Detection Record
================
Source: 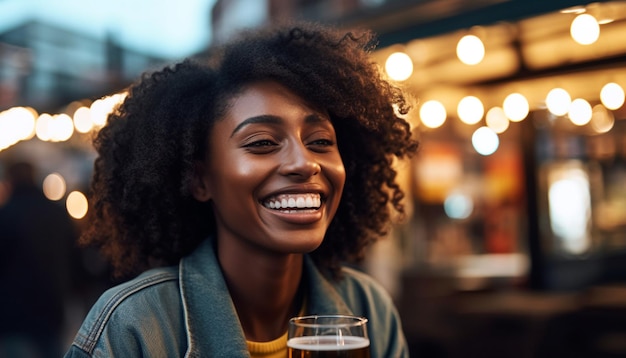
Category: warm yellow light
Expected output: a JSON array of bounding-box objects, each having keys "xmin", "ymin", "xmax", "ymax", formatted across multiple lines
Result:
[
  {"xmin": 457, "ymin": 96, "xmax": 484, "ymax": 125},
  {"xmin": 419, "ymin": 100, "xmax": 447, "ymax": 129},
  {"xmin": 385, "ymin": 52, "xmax": 414, "ymax": 81},
  {"xmin": 486, "ymin": 107, "xmax": 509, "ymax": 133},
  {"xmin": 456, "ymin": 35, "xmax": 485, "ymax": 65},
  {"xmin": 548, "ymin": 166, "xmax": 591, "ymax": 254},
  {"xmin": 66, "ymin": 191, "xmax": 88, "ymax": 219},
  {"xmin": 73, "ymin": 106, "xmax": 93, "ymax": 133},
  {"xmin": 570, "ymin": 14, "xmax": 600, "ymax": 45},
  {"xmin": 49, "ymin": 114, "xmax": 74, "ymax": 142},
  {"xmin": 503, "ymin": 93, "xmax": 529, "ymax": 122},
  {"xmin": 546, "ymin": 88, "xmax": 572, "ymax": 116},
  {"xmin": 7, "ymin": 107, "xmax": 36, "ymax": 140},
  {"xmin": 42, "ymin": 173, "xmax": 66, "ymax": 201},
  {"xmin": 600, "ymin": 82, "xmax": 625, "ymax": 110},
  {"xmin": 568, "ymin": 98, "xmax": 592, "ymax": 126},
  {"xmin": 0, "ymin": 111, "xmax": 17, "ymax": 151},
  {"xmin": 90, "ymin": 93, "xmax": 126, "ymax": 128},
  {"xmin": 35, "ymin": 113, "xmax": 53, "ymax": 141},
  {"xmin": 590, "ymin": 104, "xmax": 614, "ymax": 133}
]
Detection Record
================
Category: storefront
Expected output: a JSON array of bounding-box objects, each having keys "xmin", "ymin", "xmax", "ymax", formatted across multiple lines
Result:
[{"xmin": 361, "ymin": 0, "xmax": 626, "ymax": 293}]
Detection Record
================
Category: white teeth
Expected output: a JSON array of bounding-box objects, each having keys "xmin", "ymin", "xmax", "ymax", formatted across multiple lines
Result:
[{"xmin": 263, "ymin": 193, "xmax": 321, "ymax": 210}]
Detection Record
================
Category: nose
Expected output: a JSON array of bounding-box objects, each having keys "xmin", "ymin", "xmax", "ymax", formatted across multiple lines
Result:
[{"xmin": 278, "ymin": 142, "xmax": 321, "ymax": 179}]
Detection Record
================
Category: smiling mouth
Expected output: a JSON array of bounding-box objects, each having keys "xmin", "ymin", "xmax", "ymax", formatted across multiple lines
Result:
[{"xmin": 262, "ymin": 193, "xmax": 322, "ymax": 211}]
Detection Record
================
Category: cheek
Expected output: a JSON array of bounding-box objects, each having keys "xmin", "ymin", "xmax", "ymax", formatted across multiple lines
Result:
[
  {"xmin": 212, "ymin": 156, "xmax": 261, "ymax": 192},
  {"xmin": 326, "ymin": 155, "xmax": 346, "ymax": 194}
]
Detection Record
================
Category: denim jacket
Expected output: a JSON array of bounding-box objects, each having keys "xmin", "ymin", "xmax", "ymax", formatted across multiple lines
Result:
[{"xmin": 65, "ymin": 239, "xmax": 409, "ymax": 357}]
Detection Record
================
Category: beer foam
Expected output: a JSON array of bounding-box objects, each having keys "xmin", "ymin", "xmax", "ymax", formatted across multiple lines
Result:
[{"xmin": 287, "ymin": 336, "xmax": 370, "ymax": 351}]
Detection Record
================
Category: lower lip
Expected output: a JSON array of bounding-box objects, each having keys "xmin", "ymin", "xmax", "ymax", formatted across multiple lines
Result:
[{"xmin": 262, "ymin": 206, "xmax": 324, "ymax": 224}]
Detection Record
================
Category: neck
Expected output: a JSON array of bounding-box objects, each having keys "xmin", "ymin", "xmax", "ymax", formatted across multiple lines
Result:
[{"xmin": 217, "ymin": 238, "xmax": 304, "ymax": 342}]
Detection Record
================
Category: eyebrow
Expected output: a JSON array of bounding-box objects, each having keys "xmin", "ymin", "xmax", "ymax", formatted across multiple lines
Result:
[{"xmin": 230, "ymin": 113, "xmax": 328, "ymax": 137}]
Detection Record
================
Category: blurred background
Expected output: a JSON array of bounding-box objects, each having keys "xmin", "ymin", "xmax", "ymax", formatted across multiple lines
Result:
[{"xmin": 1, "ymin": 0, "xmax": 626, "ymax": 357}]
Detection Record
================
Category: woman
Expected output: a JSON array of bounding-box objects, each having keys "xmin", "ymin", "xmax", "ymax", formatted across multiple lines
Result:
[{"xmin": 65, "ymin": 21, "xmax": 418, "ymax": 357}]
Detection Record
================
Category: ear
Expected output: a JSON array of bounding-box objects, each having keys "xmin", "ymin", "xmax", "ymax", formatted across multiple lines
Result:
[{"xmin": 191, "ymin": 161, "xmax": 212, "ymax": 202}]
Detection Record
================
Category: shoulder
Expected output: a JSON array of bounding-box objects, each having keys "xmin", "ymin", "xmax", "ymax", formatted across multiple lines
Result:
[
  {"xmin": 68, "ymin": 266, "xmax": 183, "ymax": 356},
  {"xmin": 335, "ymin": 265, "xmax": 396, "ymax": 307},
  {"xmin": 335, "ymin": 266, "xmax": 410, "ymax": 358}
]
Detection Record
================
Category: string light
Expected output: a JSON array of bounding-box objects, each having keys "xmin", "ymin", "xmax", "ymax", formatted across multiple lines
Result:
[
  {"xmin": 457, "ymin": 96, "xmax": 484, "ymax": 125},
  {"xmin": 472, "ymin": 126, "xmax": 499, "ymax": 156},
  {"xmin": 570, "ymin": 13, "xmax": 600, "ymax": 45},
  {"xmin": 568, "ymin": 98, "xmax": 592, "ymax": 126},
  {"xmin": 385, "ymin": 52, "xmax": 413, "ymax": 81},
  {"xmin": 486, "ymin": 107, "xmax": 510, "ymax": 134},
  {"xmin": 419, "ymin": 100, "xmax": 447, "ymax": 129},
  {"xmin": 546, "ymin": 88, "xmax": 572, "ymax": 116},
  {"xmin": 503, "ymin": 93, "xmax": 529, "ymax": 122},
  {"xmin": 600, "ymin": 82, "xmax": 625, "ymax": 110},
  {"xmin": 456, "ymin": 35, "xmax": 485, "ymax": 65}
]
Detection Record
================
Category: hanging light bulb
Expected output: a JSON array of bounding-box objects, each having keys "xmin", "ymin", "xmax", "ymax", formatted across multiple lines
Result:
[
  {"xmin": 503, "ymin": 93, "xmax": 529, "ymax": 122},
  {"xmin": 419, "ymin": 100, "xmax": 447, "ymax": 129},
  {"xmin": 590, "ymin": 104, "xmax": 615, "ymax": 133},
  {"xmin": 486, "ymin": 107, "xmax": 509, "ymax": 134},
  {"xmin": 472, "ymin": 126, "xmax": 499, "ymax": 156},
  {"xmin": 600, "ymin": 82, "xmax": 625, "ymax": 110},
  {"xmin": 456, "ymin": 35, "xmax": 485, "ymax": 65},
  {"xmin": 546, "ymin": 88, "xmax": 572, "ymax": 116},
  {"xmin": 385, "ymin": 52, "xmax": 413, "ymax": 81},
  {"xmin": 568, "ymin": 98, "xmax": 592, "ymax": 126},
  {"xmin": 457, "ymin": 96, "xmax": 484, "ymax": 125},
  {"xmin": 570, "ymin": 13, "xmax": 600, "ymax": 45}
]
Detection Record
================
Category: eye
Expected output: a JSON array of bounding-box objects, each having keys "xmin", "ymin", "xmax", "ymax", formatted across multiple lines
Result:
[
  {"xmin": 307, "ymin": 138, "xmax": 336, "ymax": 153},
  {"xmin": 242, "ymin": 139, "xmax": 279, "ymax": 154},
  {"xmin": 309, "ymin": 139, "xmax": 334, "ymax": 146},
  {"xmin": 244, "ymin": 139, "xmax": 277, "ymax": 147}
]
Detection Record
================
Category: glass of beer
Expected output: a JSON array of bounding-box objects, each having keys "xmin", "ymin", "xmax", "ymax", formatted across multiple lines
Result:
[{"xmin": 287, "ymin": 314, "xmax": 370, "ymax": 358}]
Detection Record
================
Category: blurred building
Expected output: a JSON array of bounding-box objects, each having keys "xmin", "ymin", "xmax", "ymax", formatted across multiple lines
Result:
[{"xmin": 0, "ymin": 21, "xmax": 166, "ymax": 113}]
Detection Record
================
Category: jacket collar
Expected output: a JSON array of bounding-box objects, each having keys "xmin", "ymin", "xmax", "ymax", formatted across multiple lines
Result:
[{"xmin": 179, "ymin": 238, "xmax": 353, "ymax": 357}]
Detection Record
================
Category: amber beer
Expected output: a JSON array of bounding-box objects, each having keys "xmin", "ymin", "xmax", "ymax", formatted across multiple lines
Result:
[
  {"xmin": 288, "ymin": 315, "xmax": 370, "ymax": 358},
  {"xmin": 287, "ymin": 335, "xmax": 370, "ymax": 358}
]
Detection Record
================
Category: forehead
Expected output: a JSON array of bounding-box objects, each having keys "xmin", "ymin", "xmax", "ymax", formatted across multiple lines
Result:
[{"xmin": 225, "ymin": 81, "xmax": 316, "ymax": 118}]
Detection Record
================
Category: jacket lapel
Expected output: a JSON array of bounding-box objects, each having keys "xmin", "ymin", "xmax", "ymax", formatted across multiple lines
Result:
[
  {"xmin": 179, "ymin": 239, "xmax": 249, "ymax": 357},
  {"xmin": 303, "ymin": 255, "xmax": 354, "ymax": 316}
]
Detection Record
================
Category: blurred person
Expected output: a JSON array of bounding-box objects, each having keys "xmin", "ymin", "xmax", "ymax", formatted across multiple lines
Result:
[
  {"xmin": 0, "ymin": 161, "xmax": 78, "ymax": 358},
  {"xmin": 65, "ymin": 21, "xmax": 418, "ymax": 357}
]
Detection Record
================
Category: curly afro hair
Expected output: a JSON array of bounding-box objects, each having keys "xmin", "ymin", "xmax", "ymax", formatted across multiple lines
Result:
[{"xmin": 81, "ymin": 21, "xmax": 418, "ymax": 279}]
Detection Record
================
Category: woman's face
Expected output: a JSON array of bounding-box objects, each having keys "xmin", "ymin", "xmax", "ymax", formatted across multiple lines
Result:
[{"xmin": 194, "ymin": 81, "xmax": 345, "ymax": 256}]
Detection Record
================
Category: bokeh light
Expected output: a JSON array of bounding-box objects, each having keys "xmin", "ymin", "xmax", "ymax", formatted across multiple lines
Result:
[
  {"xmin": 457, "ymin": 96, "xmax": 484, "ymax": 125},
  {"xmin": 42, "ymin": 173, "xmax": 67, "ymax": 201},
  {"xmin": 419, "ymin": 100, "xmax": 447, "ymax": 129},
  {"xmin": 590, "ymin": 104, "xmax": 615, "ymax": 133},
  {"xmin": 546, "ymin": 88, "xmax": 572, "ymax": 116},
  {"xmin": 444, "ymin": 192, "xmax": 474, "ymax": 219},
  {"xmin": 456, "ymin": 35, "xmax": 485, "ymax": 65},
  {"xmin": 600, "ymin": 82, "xmax": 625, "ymax": 110},
  {"xmin": 485, "ymin": 107, "xmax": 510, "ymax": 133},
  {"xmin": 503, "ymin": 93, "xmax": 529, "ymax": 122},
  {"xmin": 570, "ymin": 13, "xmax": 600, "ymax": 45},
  {"xmin": 568, "ymin": 98, "xmax": 592, "ymax": 126},
  {"xmin": 385, "ymin": 52, "xmax": 414, "ymax": 81},
  {"xmin": 472, "ymin": 126, "xmax": 499, "ymax": 156},
  {"xmin": 66, "ymin": 191, "xmax": 89, "ymax": 219}
]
